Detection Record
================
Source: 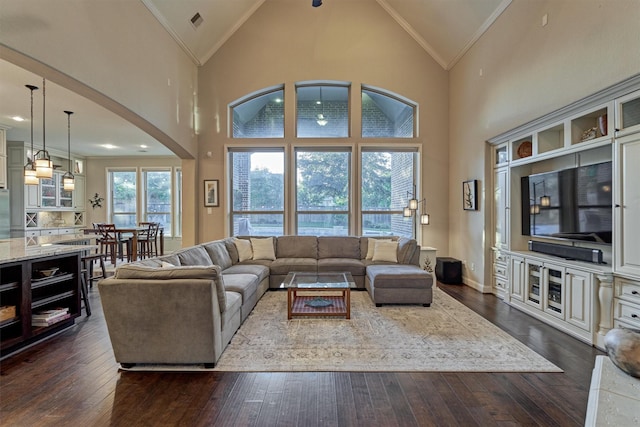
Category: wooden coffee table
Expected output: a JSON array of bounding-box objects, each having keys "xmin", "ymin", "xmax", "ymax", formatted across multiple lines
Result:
[{"xmin": 280, "ymin": 272, "xmax": 355, "ymax": 319}]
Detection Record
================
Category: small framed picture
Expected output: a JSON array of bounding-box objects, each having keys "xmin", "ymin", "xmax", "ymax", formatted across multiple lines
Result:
[
  {"xmin": 463, "ymin": 180, "xmax": 478, "ymax": 211},
  {"xmin": 204, "ymin": 179, "xmax": 219, "ymax": 207}
]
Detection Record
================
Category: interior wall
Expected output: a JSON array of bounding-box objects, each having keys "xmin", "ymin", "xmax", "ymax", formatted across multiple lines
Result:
[
  {"xmin": 0, "ymin": 0, "xmax": 197, "ymax": 159},
  {"xmin": 85, "ymin": 156, "xmax": 183, "ymax": 252},
  {"xmin": 197, "ymin": 0, "xmax": 450, "ymax": 251},
  {"xmin": 449, "ymin": 0, "xmax": 640, "ymax": 289}
]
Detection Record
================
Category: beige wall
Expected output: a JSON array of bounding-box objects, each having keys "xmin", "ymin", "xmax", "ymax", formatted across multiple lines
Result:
[
  {"xmin": 0, "ymin": 0, "xmax": 197, "ymax": 159},
  {"xmin": 449, "ymin": 0, "xmax": 640, "ymax": 289},
  {"xmin": 198, "ymin": 0, "xmax": 450, "ymax": 251}
]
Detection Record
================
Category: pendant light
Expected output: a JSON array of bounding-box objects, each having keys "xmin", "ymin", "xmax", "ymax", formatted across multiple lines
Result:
[
  {"xmin": 62, "ymin": 110, "xmax": 75, "ymax": 191},
  {"xmin": 34, "ymin": 78, "xmax": 53, "ymax": 179},
  {"xmin": 316, "ymin": 87, "xmax": 328, "ymax": 126},
  {"xmin": 24, "ymin": 84, "xmax": 39, "ymax": 185}
]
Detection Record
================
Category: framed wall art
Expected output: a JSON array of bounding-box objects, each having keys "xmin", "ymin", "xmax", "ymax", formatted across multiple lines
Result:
[
  {"xmin": 204, "ymin": 179, "xmax": 219, "ymax": 207},
  {"xmin": 463, "ymin": 179, "xmax": 478, "ymax": 211}
]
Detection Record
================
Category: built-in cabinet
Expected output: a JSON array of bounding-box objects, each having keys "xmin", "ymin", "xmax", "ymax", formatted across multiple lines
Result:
[
  {"xmin": 488, "ymin": 75, "xmax": 640, "ymax": 349},
  {"xmin": 6, "ymin": 142, "xmax": 86, "ymax": 236},
  {"xmin": 0, "ymin": 252, "xmax": 81, "ymax": 356}
]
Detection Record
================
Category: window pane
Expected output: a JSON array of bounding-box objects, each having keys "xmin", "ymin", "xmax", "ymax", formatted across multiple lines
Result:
[
  {"xmin": 296, "ymin": 150, "xmax": 350, "ymax": 235},
  {"xmin": 111, "ymin": 170, "xmax": 136, "ymax": 216},
  {"xmin": 296, "ymin": 151, "xmax": 349, "ymax": 210},
  {"xmin": 232, "ymin": 214, "xmax": 283, "ymax": 236},
  {"xmin": 362, "ymin": 89, "xmax": 415, "ymax": 138},
  {"xmin": 145, "ymin": 170, "xmax": 171, "ymax": 236},
  {"xmin": 112, "ymin": 214, "xmax": 136, "ymax": 228},
  {"xmin": 362, "ymin": 213, "xmax": 409, "ymax": 236},
  {"xmin": 230, "ymin": 150, "xmax": 284, "ymax": 236},
  {"xmin": 232, "ymin": 89, "xmax": 284, "ymax": 138},
  {"xmin": 361, "ymin": 151, "xmax": 415, "ymax": 238},
  {"xmin": 175, "ymin": 169, "xmax": 182, "ymax": 237},
  {"xmin": 297, "ymin": 85, "xmax": 349, "ymax": 138},
  {"xmin": 298, "ymin": 213, "xmax": 348, "ymax": 236}
]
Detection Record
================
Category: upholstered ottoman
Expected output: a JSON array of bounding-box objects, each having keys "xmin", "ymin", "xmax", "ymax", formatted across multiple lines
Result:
[{"xmin": 365, "ymin": 264, "xmax": 433, "ymax": 307}]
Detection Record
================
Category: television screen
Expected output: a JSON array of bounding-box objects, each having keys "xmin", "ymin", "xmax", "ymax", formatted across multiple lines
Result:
[{"xmin": 523, "ymin": 161, "xmax": 612, "ymax": 244}]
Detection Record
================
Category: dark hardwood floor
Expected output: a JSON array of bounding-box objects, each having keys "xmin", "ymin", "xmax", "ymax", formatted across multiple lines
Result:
[{"xmin": 0, "ymin": 282, "xmax": 603, "ymax": 426}]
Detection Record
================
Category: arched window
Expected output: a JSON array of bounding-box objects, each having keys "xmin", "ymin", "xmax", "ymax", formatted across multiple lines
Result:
[
  {"xmin": 230, "ymin": 87, "xmax": 284, "ymax": 138},
  {"xmin": 361, "ymin": 86, "xmax": 416, "ymax": 138},
  {"xmin": 296, "ymin": 83, "xmax": 350, "ymax": 138}
]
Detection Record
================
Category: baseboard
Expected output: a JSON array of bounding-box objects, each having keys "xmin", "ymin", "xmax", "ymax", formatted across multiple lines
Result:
[{"xmin": 462, "ymin": 277, "xmax": 492, "ymax": 294}]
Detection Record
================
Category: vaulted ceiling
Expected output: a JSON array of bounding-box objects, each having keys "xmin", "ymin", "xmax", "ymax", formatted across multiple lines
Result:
[{"xmin": 0, "ymin": 0, "xmax": 511, "ymax": 157}]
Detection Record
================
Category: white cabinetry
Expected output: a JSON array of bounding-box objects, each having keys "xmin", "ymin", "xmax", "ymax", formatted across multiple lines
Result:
[
  {"xmin": 73, "ymin": 175, "xmax": 85, "ymax": 210},
  {"xmin": 507, "ymin": 251, "xmax": 606, "ymax": 345},
  {"xmin": 510, "ymin": 255, "xmax": 525, "ymax": 302},
  {"xmin": 491, "ymin": 142, "xmax": 510, "ymax": 298},
  {"xmin": 613, "ymin": 277, "xmax": 640, "ymax": 329},
  {"xmin": 614, "ymin": 131, "xmax": 640, "ymax": 277}
]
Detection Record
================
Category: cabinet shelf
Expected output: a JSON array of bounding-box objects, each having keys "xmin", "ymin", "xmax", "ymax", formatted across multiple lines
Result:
[
  {"xmin": 31, "ymin": 290, "xmax": 75, "ymax": 310},
  {"xmin": 31, "ymin": 273, "xmax": 74, "ymax": 289},
  {"xmin": 0, "ymin": 316, "xmax": 20, "ymax": 328},
  {"xmin": 0, "ymin": 281, "xmax": 20, "ymax": 292}
]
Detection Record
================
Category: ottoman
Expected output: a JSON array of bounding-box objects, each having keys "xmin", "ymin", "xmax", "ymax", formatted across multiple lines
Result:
[{"xmin": 365, "ymin": 264, "xmax": 433, "ymax": 307}]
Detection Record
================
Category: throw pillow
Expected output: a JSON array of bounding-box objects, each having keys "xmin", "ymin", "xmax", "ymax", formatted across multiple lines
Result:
[
  {"xmin": 366, "ymin": 238, "xmax": 392, "ymax": 259},
  {"xmin": 234, "ymin": 237, "xmax": 253, "ymax": 262},
  {"xmin": 372, "ymin": 240, "xmax": 398, "ymax": 263},
  {"xmin": 251, "ymin": 237, "xmax": 276, "ymax": 261},
  {"xmin": 161, "ymin": 261, "xmax": 175, "ymax": 268}
]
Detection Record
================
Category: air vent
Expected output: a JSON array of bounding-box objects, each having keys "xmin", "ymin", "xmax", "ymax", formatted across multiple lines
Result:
[{"xmin": 190, "ymin": 12, "xmax": 203, "ymax": 29}]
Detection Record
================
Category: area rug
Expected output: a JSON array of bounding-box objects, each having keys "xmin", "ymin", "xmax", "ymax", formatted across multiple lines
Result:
[{"xmin": 212, "ymin": 289, "xmax": 562, "ymax": 372}]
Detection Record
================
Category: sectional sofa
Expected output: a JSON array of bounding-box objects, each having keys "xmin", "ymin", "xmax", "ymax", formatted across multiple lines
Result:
[{"xmin": 98, "ymin": 235, "xmax": 433, "ymax": 368}]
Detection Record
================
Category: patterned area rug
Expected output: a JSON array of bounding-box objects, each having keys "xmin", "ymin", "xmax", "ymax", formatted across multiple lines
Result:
[{"xmin": 213, "ymin": 289, "xmax": 562, "ymax": 372}]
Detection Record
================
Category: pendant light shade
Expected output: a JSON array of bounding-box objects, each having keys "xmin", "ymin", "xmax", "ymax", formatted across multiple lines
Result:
[
  {"xmin": 35, "ymin": 78, "xmax": 53, "ymax": 179},
  {"xmin": 24, "ymin": 84, "xmax": 39, "ymax": 185},
  {"xmin": 316, "ymin": 87, "xmax": 328, "ymax": 126},
  {"xmin": 62, "ymin": 110, "xmax": 75, "ymax": 191}
]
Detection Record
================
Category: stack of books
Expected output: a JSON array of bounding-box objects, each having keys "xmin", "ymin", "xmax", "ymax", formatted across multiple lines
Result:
[{"xmin": 32, "ymin": 308, "xmax": 70, "ymax": 327}]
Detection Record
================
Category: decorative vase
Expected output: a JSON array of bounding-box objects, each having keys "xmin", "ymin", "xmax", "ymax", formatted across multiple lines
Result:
[
  {"xmin": 604, "ymin": 327, "xmax": 640, "ymax": 378},
  {"xmin": 597, "ymin": 114, "xmax": 608, "ymax": 137}
]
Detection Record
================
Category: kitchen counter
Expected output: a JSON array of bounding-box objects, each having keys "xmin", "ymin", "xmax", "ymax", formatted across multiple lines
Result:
[{"xmin": 0, "ymin": 233, "xmax": 97, "ymax": 264}]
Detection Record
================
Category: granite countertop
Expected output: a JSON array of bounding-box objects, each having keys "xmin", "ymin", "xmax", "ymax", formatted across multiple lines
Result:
[{"xmin": 0, "ymin": 234, "xmax": 98, "ymax": 264}]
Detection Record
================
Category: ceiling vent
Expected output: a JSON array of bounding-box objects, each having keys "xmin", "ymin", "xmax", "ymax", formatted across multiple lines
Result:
[{"xmin": 190, "ymin": 12, "xmax": 203, "ymax": 29}]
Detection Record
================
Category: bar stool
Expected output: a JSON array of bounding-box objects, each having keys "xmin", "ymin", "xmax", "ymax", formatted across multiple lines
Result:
[{"xmin": 81, "ymin": 253, "xmax": 107, "ymax": 288}]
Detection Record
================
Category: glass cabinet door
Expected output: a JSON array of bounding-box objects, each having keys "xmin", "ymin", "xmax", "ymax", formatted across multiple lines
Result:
[
  {"xmin": 40, "ymin": 177, "xmax": 57, "ymax": 207},
  {"xmin": 526, "ymin": 261, "xmax": 542, "ymax": 308},
  {"xmin": 59, "ymin": 179, "xmax": 73, "ymax": 208},
  {"xmin": 544, "ymin": 265, "xmax": 565, "ymax": 318}
]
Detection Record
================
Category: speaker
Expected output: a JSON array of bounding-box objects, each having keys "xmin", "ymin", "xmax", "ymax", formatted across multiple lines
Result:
[
  {"xmin": 436, "ymin": 257, "xmax": 462, "ymax": 284},
  {"xmin": 528, "ymin": 240, "xmax": 604, "ymax": 264}
]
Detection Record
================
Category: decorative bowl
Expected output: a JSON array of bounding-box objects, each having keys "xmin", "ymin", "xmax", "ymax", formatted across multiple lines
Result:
[{"xmin": 38, "ymin": 268, "xmax": 59, "ymax": 277}]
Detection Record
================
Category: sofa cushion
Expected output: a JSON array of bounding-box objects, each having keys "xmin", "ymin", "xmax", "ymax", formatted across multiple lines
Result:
[
  {"xmin": 251, "ymin": 237, "xmax": 276, "ymax": 261},
  {"xmin": 317, "ymin": 258, "xmax": 366, "ymax": 276},
  {"xmin": 366, "ymin": 264, "xmax": 433, "ymax": 289},
  {"xmin": 364, "ymin": 238, "xmax": 393, "ymax": 259},
  {"xmin": 270, "ymin": 258, "xmax": 317, "ymax": 275},
  {"xmin": 318, "ymin": 236, "xmax": 360, "ymax": 259},
  {"xmin": 234, "ymin": 238, "xmax": 253, "ymax": 262},
  {"xmin": 276, "ymin": 236, "xmax": 317, "ymax": 258},
  {"xmin": 177, "ymin": 246, "xmax": 214, "ymax": 266},
  {"xmin": 224, "ymin": 237, "xmax": 240, "ymax": 264},
  {"xmin": 372, "ymin": 240, "xmax": 398, "ymax": 263},
  {"xmin": 223, "ymin": 263, "xmax": 270, "ymax": 283},
  {"xmin": 113, "ymin": 264, "xmax": 226, "ymax": 311},
  {"xmin": 203, "ymin": 241, "xmax": 233, "ymax": 269},
  {"xmin": 397, "ymin": 237, "xmax": 418, "ymax": 264},
  {"xmin": 221, "ymin": 273, "xmax": 260, "ymax": 303},
  {"xmin": 157, "ymin": 253, "xmax": 181, "ymax": 266}
]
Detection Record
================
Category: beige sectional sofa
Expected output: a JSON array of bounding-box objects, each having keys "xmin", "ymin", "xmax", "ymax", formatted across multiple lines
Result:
[{"xmin": 98, "ymin": 235, "xmax": 432, "ymax": 368}]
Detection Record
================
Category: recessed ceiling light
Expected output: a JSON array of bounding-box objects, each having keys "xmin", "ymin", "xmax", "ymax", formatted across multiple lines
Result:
[
  {"xmin": 140, "ymin": 144, "xmax": 148, "ymax": 148},
  {"xmin": 12, "ymin": 116, "xmax": 25, "ymax": 122},
  {"xmin": 101, "ymin": 144, "xmax": 116, "ymax": 149},
  {"xmin": 190, "ymin": 12, "xmax": 203, "ymax": 28}
]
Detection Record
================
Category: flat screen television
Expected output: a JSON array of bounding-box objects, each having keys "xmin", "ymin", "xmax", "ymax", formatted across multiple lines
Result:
[{"xmin": 521, "ymin": 161, "xmax": 613, "ymax": 244}]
